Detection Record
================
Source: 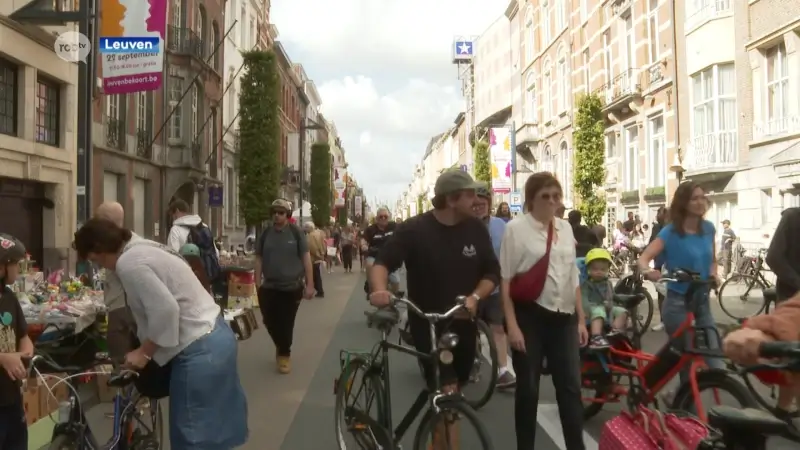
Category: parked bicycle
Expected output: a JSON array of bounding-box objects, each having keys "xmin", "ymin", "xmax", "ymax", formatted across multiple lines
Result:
[
  {"xmin": 25, "ymin": 352, "xmax": 163, "ymax": 450},
  {"xmin": 717, "ymin": 248, "xmax": 774, "ymax": 320},
  {"xmin": 335, "ymin": 295, "xmax": 493, "ymax": 450},
  {"xmin": 613, "ymin": 267, "xmax": 656, "ymax": 345},
  {"xmin": 581, "ymin": 269, "xmax": 756, "ymax": 422},
  {"xmin": 702, "ymin": 341, "xmax": 800, "ymax": 449}
]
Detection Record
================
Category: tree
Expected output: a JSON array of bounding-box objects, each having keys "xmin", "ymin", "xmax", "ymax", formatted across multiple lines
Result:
[
  {"xmin": 237, "ymin": 50, "xmax": 281, "ymax": 232},
  {"xmin": 337, "ymin": 194, "xmax": 348, "ymax": 226},
  {"xmin": 310, "ymin": 142, "xmax": 332, "ymax": 227},
  {"xmin": 573, "ymin": 93, "xmax": 607, "ymax": 226},
  {"xmin": 473, "ymin": 140, "xmax": 491, "ymax": 189}
]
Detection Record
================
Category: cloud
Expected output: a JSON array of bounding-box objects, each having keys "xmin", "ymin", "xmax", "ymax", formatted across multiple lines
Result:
[{"xmin": 271, "ymin": 0, "xmax": 508, "ymax": 205}]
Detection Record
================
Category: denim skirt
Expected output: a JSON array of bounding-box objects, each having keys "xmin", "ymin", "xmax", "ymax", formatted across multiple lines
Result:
[{"xmin": 168, "ymin": 316, "xmax": 249, "ymax": 449}]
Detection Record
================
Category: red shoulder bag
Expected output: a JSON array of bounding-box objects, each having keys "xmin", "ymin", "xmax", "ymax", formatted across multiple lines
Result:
[{"xmin": 509, "ymin": 221, "xmax": 554, "ymax": 303}]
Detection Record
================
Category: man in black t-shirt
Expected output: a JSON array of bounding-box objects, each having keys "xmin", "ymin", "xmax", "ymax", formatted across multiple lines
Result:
[
  {"xmin": 0, "ymin": 234, "xmax": 34, "ymax": 450},
  {"xmin": 361, "ymin": 207, "xmax": 400, "ymax": 292},
  {"xmin": 370, "ymin": 171, "xmax": 501, "ymax": 437}
]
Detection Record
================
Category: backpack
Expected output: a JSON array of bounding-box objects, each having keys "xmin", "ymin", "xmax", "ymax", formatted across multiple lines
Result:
[
  {"xmin": 257, "ymin": 222, "xmax": 303, "ymax": 257},
  {"xmin": 180, "ymin": 223, "xmax": 221, "ymax": 282}
]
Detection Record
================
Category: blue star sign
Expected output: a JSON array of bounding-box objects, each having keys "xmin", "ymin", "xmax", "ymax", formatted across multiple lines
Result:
[{"xmin": 454, "ymin": 41, "xmax": 473, "ymax": 58}]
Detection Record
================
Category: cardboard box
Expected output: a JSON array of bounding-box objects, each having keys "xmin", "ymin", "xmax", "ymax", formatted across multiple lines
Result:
[
  {"xmin": 22, "ymin": 379, "xmax": 41, "ymax": 425},
  {"xmin": 95, "ymin": 373, "xmax": 116, "ymax": 403},
  {"xmin": 229, "ymin": 271, "xmax": 254, "ymax": 284},
  {"xmin": 38, "ymin": 372, "xmax": 69, "ymax": 416},
  {"xmin": 227, "ymin": 295, "xmax": 253, "ymax": 310},
  {"xmin": 228, "ymin": 282, "xmax": 254, "ymax": 297}
]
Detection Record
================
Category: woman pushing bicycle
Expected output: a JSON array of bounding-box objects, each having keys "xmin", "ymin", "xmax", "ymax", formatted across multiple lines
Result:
[{"xmin": 637, "ymin": 182, "xmax": 725, "ymax": 377}]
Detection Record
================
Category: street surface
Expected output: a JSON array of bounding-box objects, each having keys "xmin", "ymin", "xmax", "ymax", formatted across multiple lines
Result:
[{"xmin": 67, "ymin": 271, "xmax": 794, "ymax": 450}]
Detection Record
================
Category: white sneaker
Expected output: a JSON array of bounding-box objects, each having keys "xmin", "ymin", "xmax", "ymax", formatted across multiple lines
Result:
[{"xmin": 652, "ymin": 322, "xmax": 665, "ymax": 331}]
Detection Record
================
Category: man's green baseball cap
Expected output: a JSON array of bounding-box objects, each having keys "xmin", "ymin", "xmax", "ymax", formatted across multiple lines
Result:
[{"xmin": 434, "ymin": 170, "xmax": 483, "ymax": 196}]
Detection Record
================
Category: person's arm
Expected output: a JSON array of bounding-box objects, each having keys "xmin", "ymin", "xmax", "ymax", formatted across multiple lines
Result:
[
  {"xmin": 746, "ymin": 292, "xmax": 800, "ymax": 342},
  {"xmin": 297, "ymin": 228, "xmax": 314, "ymax": 288},
  {"xmin": 766, "ymin": 210, "xmax": 800, "ymax": 292},
  {"xmin": 117, "ymin": 261, "xmax": 180, "ymax": 349},
  {"xmin": 638, "ymin": 237, "xmax": 665, "ymax": 273},
  {"xmin": 13, "ymin": 299, "xmax": 33, "ymax": 357},
  {"xmin": 473, "ymin": 222, "xmax": 501, "ymax": 300},
  {"xmin": 166, "ymin": 226, "xmax": 183, "ymax": 251},
  {"xmin": 253, "ymin": 231, "xmax": 266, "ymax": 286},
  {"xmin": 371, "ymin": 223, "xmax": 411, "ymax": 292},
  {"xmin": 710, "ymin": 224, "xmax": 719, "ymax": 278},
  {"xmin": 499, "ymin": 224, "xmax": 519, "ymax": 329}
]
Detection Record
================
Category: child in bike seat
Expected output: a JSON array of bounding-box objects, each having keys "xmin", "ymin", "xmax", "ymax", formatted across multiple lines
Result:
[
  {"xmin": 581, "ymin": 248, "xmax": 628, "ymax": 349},
  {"xmin": 0, "ymin": 234, "xmax": 34, "ymax": 450}
]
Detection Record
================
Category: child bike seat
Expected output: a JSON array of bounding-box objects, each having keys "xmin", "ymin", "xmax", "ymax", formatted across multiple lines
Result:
[
  {"xmin": 708, "ymin": 405, "xmax": 789, "ymax": 435},
  {"xmin": 613, "ymin": 293, "xmax": 645, "ymax": 309},
  {"xmin": 364, "ymin": 307, "xmax": 400, "ymax": 330}
]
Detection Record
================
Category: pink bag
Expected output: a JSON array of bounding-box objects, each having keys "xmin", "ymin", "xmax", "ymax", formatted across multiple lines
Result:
[{"xmin": 600, "ymin": 407, "xmax": 708, "ymax": 450}]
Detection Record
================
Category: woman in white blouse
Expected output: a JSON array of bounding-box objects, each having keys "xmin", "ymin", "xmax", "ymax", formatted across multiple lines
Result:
[{"xmin": 500, "ymin": 172, "xmax": 589, "ymax": 450}]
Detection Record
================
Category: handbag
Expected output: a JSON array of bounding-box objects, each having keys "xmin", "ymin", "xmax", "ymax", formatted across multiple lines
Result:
[
  {"xmin": 509, "ymin": 221, "xmax": 554, "ymax": 303},
  {"xmin": 599, "ymin": 407, "xmax": 708, "ymax": 450}
]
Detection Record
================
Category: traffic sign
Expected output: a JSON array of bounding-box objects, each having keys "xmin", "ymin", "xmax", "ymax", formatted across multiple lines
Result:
[
  {"xmin": 510, "ymin": 205, "xmax": 522, "ymax": 213},
  {"xmin": 509, "ymin": 191, "xmax": 522, "ymax": 208}
]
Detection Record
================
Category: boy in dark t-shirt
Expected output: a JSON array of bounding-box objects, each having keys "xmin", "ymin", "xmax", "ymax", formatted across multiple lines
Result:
[{"xmin": 0, "ymin": 234, "xmax": 34, "ymax": 450}]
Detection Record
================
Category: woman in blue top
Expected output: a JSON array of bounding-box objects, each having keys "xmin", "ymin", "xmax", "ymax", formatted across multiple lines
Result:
[{"xmin": 637, "ymin": 182, "xmax": 724, "ymax": 375}]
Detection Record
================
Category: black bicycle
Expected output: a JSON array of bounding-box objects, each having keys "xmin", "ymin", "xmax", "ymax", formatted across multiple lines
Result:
[
  {"xmin": 26, "ymin": 353, "xmax": 163, "ymax": 450},
  {"xmin": 335, "ymin": 296, "xmax": 493, "ymax": 450},
  {"xmin": 717, "ymin": 248, "xmax": 773, "ymax": 320},
  {"xmin": 702, "ymin": 341, "xmax": 800, "ymax": 449},
  {"xmin": 612, "ymin": 267, "xmax": 655, "ymax": 345}
]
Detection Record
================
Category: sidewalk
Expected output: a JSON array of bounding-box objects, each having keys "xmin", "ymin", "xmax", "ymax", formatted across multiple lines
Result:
[{"xmin": 30, "ymin": 270, "xmax": 360, "ymax": 450}]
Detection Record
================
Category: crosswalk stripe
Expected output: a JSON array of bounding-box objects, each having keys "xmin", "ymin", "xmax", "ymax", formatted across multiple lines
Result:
[{"xmin": 538, "ymin": 404, "xmax": 599, "ymax": 450}]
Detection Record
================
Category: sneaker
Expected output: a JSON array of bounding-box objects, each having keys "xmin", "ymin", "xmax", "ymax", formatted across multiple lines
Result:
[
  {"xmin": 277, "ymin": 356, "xmax": 291, "ymax": 374},
  {"xmin": 589, "ymin": 335, "xmax": 611, "ymax": 349},
  {"xmin": 652, "ymin": 322, "xmax": 665, "ymax": 331},
  {"xmin": 496, "ymin": 370, "xmax": 516, "ymax": 389}
]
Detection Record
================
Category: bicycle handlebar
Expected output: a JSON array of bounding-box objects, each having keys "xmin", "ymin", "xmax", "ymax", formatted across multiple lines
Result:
[
  {"xmin": 392, "ymin": 295, "xmax": 468, "ymax": 322},
  {"xmin": 24, "ymin": 352, "xmax": 117, "ymax": 377},
  {"xmin": 739, "ymin": 342, "xmax": 800, "ymax": 374}
]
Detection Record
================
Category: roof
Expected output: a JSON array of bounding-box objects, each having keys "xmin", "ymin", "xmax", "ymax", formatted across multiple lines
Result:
[{"xmin": 423, "ymin": 133, "xmax": 446, "ymax": 159}]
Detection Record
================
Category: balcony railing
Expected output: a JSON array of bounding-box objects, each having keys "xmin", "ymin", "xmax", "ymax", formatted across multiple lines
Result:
[
  {"xmin": 516, "ymin": 122, "xmax": 540, "ymax": 146},
  {"xmin": 753, "ymin": 115, "xmax": 800, "ymax": 141},
  {"xmin": 598, "ymin": 69, "xmax": 641, "ymax": 109},
  {"xmin": 136, "ymin": 128, "xmax": 152, "ymax": 159},
  {"xmin": 106, "ymin": 117, "xmax": 125, "ymax": 151},
  {"xmin": 167, "ymin": 26, "xmax": 206, "ymax": 61},
  {"xmin": 686, "ymin": 0, "xmax": 732, "ymax": 30},
  {"xmin": 685, "ymin": 130, "xmax": 738, "ymax": 172}
]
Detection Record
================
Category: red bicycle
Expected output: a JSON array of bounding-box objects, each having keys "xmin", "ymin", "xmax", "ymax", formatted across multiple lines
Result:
[{"xmin": 581, "ymin": 269, "xmax": 757, "ymax": 422}]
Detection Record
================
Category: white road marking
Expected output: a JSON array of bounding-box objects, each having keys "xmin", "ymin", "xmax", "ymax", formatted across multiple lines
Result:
[
  {"xmin": 479, "ymin": 334, "xmax": 515, "ymax": 376},
  {"xmin": 538, "ymin": 404, "xmax": 599, "ymax": 450}
]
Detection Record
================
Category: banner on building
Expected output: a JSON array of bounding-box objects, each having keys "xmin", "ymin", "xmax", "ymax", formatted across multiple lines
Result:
[
  {"xmin": 489, "ymin": 127, "xmax": 512, "ymax": 193},
  {"xmin": 333, "ymin": 166, "xmax": 347, "ymax": 190},
  {"xmin": 99, "ymin": 0, "xmax": 166, "ymax": 94},
  {"xmin": 354, "ymin": 196, "xmax": 362, "ymax": 214},
  {"xmin": 334, "ymin": 186, "xmax": 346, "ymax": 208}
]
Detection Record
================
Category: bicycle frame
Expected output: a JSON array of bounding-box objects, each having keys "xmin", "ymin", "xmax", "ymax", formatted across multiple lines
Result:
[{"xmin": 583, "ymin": 283, "xmax": 722, "ymax": 423}]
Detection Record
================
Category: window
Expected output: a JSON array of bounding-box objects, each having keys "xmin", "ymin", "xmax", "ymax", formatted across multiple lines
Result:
[
  {"xmin": 557, "ymin": 48, "xmax": 568, "ymax": 112},
  {"xmin": 541, "ymin": 145, "xmax": 554, "ymax": 173},
  {"xmin": 168, "ymin": 76, "xmax": 182, "ymax": 139},
  {"xmin": 556, "ymin": 0, "xmax": 566, "ymax": 30},
  {"xmin": 623, "ymin": 14, "xmax": 635, "ymax": 70},
  {"xmin": 541, "ymin": 1, "xmax": 551, "ymax": 44},
  {"xmin": 647, "ymin": 0, "xmax": 659, "ymax": 65},
  {"xmin": 195, "ymin": 6, "xmax": 205, "ymax": 43},
  {"xmin": 525, "ymin": 7, "xmax": 534, "ymax": 64},
  {"xmin": 691, "ymin": 64, "xmax": 736, "ymax": 164},
  {"xmin": 624, "ymin": 126, "xmax": 638, "ymax": 191},
  {"xmin": 526, "ymin": 72, "xmax": 537, "ymax": 123},
  {"xmin": 226, "ymin": 166, "xmax": 236, "ymax": 224},
  {"xmin": 191, "ymin": 83, "xmax": 200, "ymax": 141},
  {"xmin": 240, "ymin": 7, "xmax": 246, "ymax": 48},
  {"xmin": 760, "ymin": 190, "xmax": 772, "ymax": 226},
  {"xmin": 583, "ymin": 50, "xmax": 590, "ymax": 92},
  {"xmin": 136, "ymin": 92, "xmax": 147, "ymax": 131},
  {"xmin": 171, "ymin": 0, "xmax": 181, "ymax": 27},
  {"xmin": 766, "ymin": 43, "xmax": 789, "ymax": 126},
  {"xmin": 580, "ymin": 0, "xmax": 588, "ymax": 23},
  {"xmin": 212, "ymin": 22, "xmax": 220, "ymax": 69},
  {"xmin": 0, "ymin": 59, "xmax": 17, "ymax": 136},
  {"xmin": 543, "ymin": 62, "xmax": 552, "ymax": 120},
  {"xmin": 250, "ymin": 18, "xmax": 256, "ymax": 49},
  {"xmin": 648, "ymin": 114, "xmax": 666, "ymax": 187},
  {"xmin": 606, "ymin": 132, "xmax": 617, "ymax": 158},
  {"xmin": 603, "ymin": 31, "xmax": 613, "ymax": 84},
  {"xmin": 107, "ymin": 94, "xmax": 119, "ymax": 119},
  {"xmin": 36, "ymin": 78, "xmax": 59, "ymax": 146}
]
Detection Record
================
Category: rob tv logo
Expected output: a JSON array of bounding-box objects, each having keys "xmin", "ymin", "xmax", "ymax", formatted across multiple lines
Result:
[{"xmin": 99, "ymin": 37, "xmax": 160, "ymax": 54}]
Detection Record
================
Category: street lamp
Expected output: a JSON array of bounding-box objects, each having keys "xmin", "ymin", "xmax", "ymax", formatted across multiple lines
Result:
[
  {"xmin": 669, "ymin": 150, "xmax": 685, "ymax": 184},
  {"xmin": 298, "ymin": 116, "xmax": 326, "ymax": 225}
]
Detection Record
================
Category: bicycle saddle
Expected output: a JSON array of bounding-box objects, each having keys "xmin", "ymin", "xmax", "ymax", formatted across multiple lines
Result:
[
  {"xmin": 708, "ymin": 405, "xmax": 789, "ymax": 435},
  {"xmin": 613, "ymin": 293, "xmax": 645, "ymax": 309},
  {"xmin": 107, "ymin": 370, "xmax": 138, "ymax": 388},
  {"xmin": 364, "ymin": 307, "xmax": 399, "ymax": 330},
  {"xmin": 763, "ymin": 287, "xmax": 778, "ymax": 302}
]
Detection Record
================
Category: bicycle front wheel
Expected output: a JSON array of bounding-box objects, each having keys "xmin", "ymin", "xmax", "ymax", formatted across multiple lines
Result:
[
  {"xmin": 412, "ymin": 399, "xmax": 493, "ymax": 450},
  {"xmin": 718, "ymin": 274, "xmax": 768, "ymax": 320},
  {"xmin": 461, "ymin": 319, "xmax": 498, "ymax": 410},
  {"xmin": 334, "ymin": 357, "xmax": 389, "ymax": 450}
]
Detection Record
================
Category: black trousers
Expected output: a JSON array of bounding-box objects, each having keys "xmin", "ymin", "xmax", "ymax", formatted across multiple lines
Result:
[
  {"xmin": 0, "ymin": 401, "xmax": 27, "ymax": 450},
  {"xmin": 258, "ymin": 286, "xmax": 303, "ymax": 357},
  {"xmin": 511, "ymin": 303, "xmax": 585, "ymax": 450},
  {"xmin": 341, "ymin": 244, "xmax": 354, "ymax": 270},
  {"xmin": 313, "ymin": 262, "xmax": 324, "ymax": 295}
]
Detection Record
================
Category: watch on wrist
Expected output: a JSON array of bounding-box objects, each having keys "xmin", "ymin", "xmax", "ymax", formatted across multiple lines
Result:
[{"xmin": 470, "ymin": 293, "xmax": 481, "ymax": 302}]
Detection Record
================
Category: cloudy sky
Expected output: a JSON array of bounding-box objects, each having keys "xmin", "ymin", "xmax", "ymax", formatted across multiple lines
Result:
[{"xmin": 271, "ymin": 0, "xmax": 508, "ymax": 208}]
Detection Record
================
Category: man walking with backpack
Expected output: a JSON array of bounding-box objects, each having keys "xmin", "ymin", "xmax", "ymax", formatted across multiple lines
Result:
[{"xmin": 167, "ymin": 200, "xmax": 221, "ymax": 291}]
